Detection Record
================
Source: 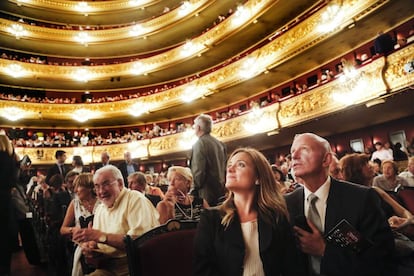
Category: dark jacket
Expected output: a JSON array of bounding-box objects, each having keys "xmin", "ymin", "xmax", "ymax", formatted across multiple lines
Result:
[
  {"xmin": 193, "ymin": 209, "xmax": 306, "ymax": 276},
  {"xmin": 118, "ymin": 161, "xmax": 139, "ymax": 186},
  {"xmin": 45, "ymin": 163, "xmax": 69, "ymax": 185},
  {"xmin": 284, "ymin": 178, "xmax": 396, "ymax": 276},
  {"xmin": 190, "ymin": 134, "xmax": 227, "ymax": 206}
]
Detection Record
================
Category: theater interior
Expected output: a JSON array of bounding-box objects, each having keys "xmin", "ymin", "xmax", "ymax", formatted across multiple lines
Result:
[{"xmin": 0, "ymin": 0, "xmax": 413, "ymax": 170}]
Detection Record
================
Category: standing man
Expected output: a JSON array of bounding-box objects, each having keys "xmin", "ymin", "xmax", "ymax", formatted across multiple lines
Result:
[
  {"xmin": 94, "ymin": 151, "xmax": 111, "ymax": 171},
  {"xmin": 285, "ymin": 133, "xmax": 395, "ymax": 276},
  {"xmin": 190, "ymin": 114, "xmax": 227, "ymax": 206},
  {"xmin": 72, "ymin": 165, "xmax": 159, "ymax": 276},
  {"xmin": 118, "ymin": 151, "xmax": 139, "ymax": 187},
  {"xmin": 46, "ymin": 150, "xmax": 68, "ymax": 185}
]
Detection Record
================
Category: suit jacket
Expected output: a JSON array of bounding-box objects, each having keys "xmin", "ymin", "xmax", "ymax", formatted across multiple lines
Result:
[
  {"xmin": 46, "ymin": 163, "xmax": 69, "ymax": 185},
  {"xmin": 190, "ymin": 134, "xmax": 227, "ymax": 206},
  {"xmin": 193, "ymin": 209, "xmax": 306, "ymax": 276},
  {"xmin": 118, "ymin": 161, "xmax": 139, "ymax": 186},
  {"xmin": 284, "ymin": 178, "xmax": 396, "ymax": 276}
]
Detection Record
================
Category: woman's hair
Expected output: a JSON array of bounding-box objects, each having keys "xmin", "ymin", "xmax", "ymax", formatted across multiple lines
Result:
[
  {"xmin": 0, "ymin": 134, "xmax": 14, "ymax": 156},
  {"xmin": 128, "ymin": 172, "xmax": 147, "ymax": 189},
  {"xmin": 167, "ymin": 166, "xmax": 194, "ymax": 190},
  {"xmin": 381, "ymin": 160, "xmax": 398, "ymax": 175},
  {"xmin": 339, "ymin": 153, "xmax": 371, "ymax": 186},
  {"xmin": 220, "ymin": 147, "xmax": 288, "ymax": 228},
  {"xmin": 73, "ymin": 173, "xmax": 95, "ymax": 196},
  {"xmin": 49, "ymin": 174, "xmax": 64, "ymax": 189},
  {"xmin": 72, "ymin": 155, "xmax": 84, "ymax": 166}
]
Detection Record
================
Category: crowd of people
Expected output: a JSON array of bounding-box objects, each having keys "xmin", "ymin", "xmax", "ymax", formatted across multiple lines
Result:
[{"xmin": 2, "ymin": 114, "xmax": 414, "ymax": 275}]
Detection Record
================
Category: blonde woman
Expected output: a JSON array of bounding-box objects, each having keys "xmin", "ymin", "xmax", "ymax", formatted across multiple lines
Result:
[
  {"xmin": 60, "ymin": 173, "xmax": 100, "ymax": 276},
  {"xmin": 157, "ymin": 166, "xmax": 205, "ymax": 224},
  {"xmin": 194, "ymin": 148, "xmax": 305, "ymax": 275}
]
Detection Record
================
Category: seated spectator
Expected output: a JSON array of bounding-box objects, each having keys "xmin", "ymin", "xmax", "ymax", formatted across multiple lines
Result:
[
  {"xmin": 399, "ymin": 157, "xmax": 414, "ymax": 187},
  {"xmin": 374, "ymin": 31, "xmax": 395, "ymax": 55},
  {"xmin": 270, "ymin": 165, "xmax": 289, "ymax": 193},
  {"xmin": 127, "ymin": 172, "xmax": 164, "ymax": 207},
  {"xmin": 60, "ymin": 173, "xmax": 101, "ymax": 276},
  {"xmin": 371, "ymin": 141, "xmax": 394, "ymax": 162},
  {"xmin": 72, "ymin": 165, "xmax": 159, "ymax": 276},
  {"xmin": 194, "ymin": 148, "xmax": 305, "ymax": 275},
  {"xmin": 370, "ymin": 158, "xmax": 382, "ymax": 176},
  {"xmin": 340, "ymin": 153, "xmax": 414, "ymax": 265},
  {"xmin": 373, "ymin": 160, "xmax": 410, "ymax": 192},
  {"xmin": 157, "ymin": 166, "xmax": 206, "ymax": 224},
  {"xmin": 393, "ymin": 142, "xmax": 408, "ymax": 161}
]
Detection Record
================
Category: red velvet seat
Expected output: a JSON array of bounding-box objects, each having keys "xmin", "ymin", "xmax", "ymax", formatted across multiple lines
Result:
[{"xmin": 124, "ymin": 220, "xmax": 198, "ymax": 276}]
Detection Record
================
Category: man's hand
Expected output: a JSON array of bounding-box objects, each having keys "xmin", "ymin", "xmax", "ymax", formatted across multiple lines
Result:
[
  {"xmin": 72, "ymin": 222, "xmax": 102, "ymax": 244},
  {"xmin": 294, "ymin": 219, "xmax": 326, "ymax": 257}
]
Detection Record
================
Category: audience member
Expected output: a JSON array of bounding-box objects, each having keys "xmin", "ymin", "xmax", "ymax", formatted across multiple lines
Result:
[
  {"xmin": 393, "ymin": 142, "xmax": 409, "ymax": 161},
  {"xmin": 371, "ymin": 141, "xmax": 394, "ymax": 162},
  {"xmin": 373, "ymin": 160, "xmax": 410, "ymax": 192},
  {"xmin": 71, "ymin": 155, "xmax": 89, "ymax": 174},
  {"xmin": 374, "ymin": 31, "xmax": 395, "ymax": 55},
  {"xmin": 190, "ymin": 114, "xmax": 227, "ymax": 206},
  {"xmin": 0, "ymin": 134, "xmax": 18, "ymax": 275},
  {"xmin": 285, "ymin": 133, "xmax": 395, "ymax": 275},
  {"xmin": 64, "ymin": 171, "xmax": 80, "ymax": 199},
  {"xmin": 94, "ymin": 151, "xmax": 111, "ymax": 171},
  {"xmin": 44, "ymin": 174, "xmax": 72, "ymax": 276},
  {"xmin": 340, "ymin": 153, "xmax": 414, "ymax": 270},
  {"xmin": 72, "ymin": 165, "xmax": 159, "ymax": 276},
  {"xmin": 118, "ymin": 151, "xmax": 139, "ymax": 186},
  {"xmin": 194, "ymin": 147, "xmax": 306, "ymax": 275},
  {"xmin": 329, "ymin": 153, "xmax": 343, "ymax": 180},
  {"xmin": 399, "ymin": 157, "xmax": 414, "ymax": 187},
  {"xmin": 340, "ymin": 154, "xmax": 412, "ymax": 226},
  {"xmin": 157, "ymin": 166, "xmax": 205, "ymax": 224},
  {"xmin": 270, "ymin": 164, "xmax": 289, "ymax": 193},
  {"xmin": 128, "ymin": 172, "xmax": 164, "ymax": 207},
  {"xmin": 371, "ymin": 158, "xmax": 382, "ymax": 176},
  {"xmin": 46, "ymin": 150, "xmax": 68, "ymax": 185},
  {"xmin": 60, "ymin": 173, "xmax": 101, "ymax": 276}
]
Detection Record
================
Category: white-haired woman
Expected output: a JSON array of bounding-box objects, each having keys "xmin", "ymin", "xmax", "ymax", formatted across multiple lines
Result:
[{"xmin": 156, "ymin": 166, "xmax": 206, "ymax": 224}]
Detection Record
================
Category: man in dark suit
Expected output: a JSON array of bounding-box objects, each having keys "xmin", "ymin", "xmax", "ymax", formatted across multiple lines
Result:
[
  {"xmin": 46, "ymin": 150, "xmax": 68, "ymax": 185},
  {"xmin": 285, "ymin": 133, "xmax": 395, "ymax": 276},
  {"xmin": 190, "ymin": 114, "xmax": 227, "ymax": 207},
  {"xmin": 118, "ymin": 151, "xmax": 139, "ymax": 187}
]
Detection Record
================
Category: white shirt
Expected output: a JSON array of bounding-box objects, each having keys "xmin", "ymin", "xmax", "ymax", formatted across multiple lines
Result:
[
  {"xmin": 371, "ymin": 149, "xmax": 393, "ymax": 161},
  {"xmin": 304, "ymin": 177, "xmax": 331, "ymax": 232},
  {"xmin": 398, "ymin": 171, "xmax": 414, "ymax": 187}
]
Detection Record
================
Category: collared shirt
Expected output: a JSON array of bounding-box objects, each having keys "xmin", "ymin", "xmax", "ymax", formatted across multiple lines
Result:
[
  {"xmin": 126, "ymin": 163, "xmax": 135, "ymax": 176},
  {"xmin": 93, "ymin": 188, "xmax": 160, "ymax": 258},
  {"xmin": 399, "ymin": 171, "xmax": 414, "ymax": 187},
  {"xmin": 304, "ymin": 177, "xmax": 331, "ymax": 233}
]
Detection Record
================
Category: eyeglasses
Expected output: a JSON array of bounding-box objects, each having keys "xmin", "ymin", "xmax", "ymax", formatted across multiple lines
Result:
[{"xmin": 94, "ymin": 179, "xmax": 118, "ymax": 191}]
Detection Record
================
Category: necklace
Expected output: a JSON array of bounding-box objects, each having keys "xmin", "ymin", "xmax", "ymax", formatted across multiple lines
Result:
[
  {"xmin": 175, "ymin": 196, "xmax": 193, "ymax": 220},
  {"xmin": 81, "ymin": 198, "xmax": 95, "ymax": 213}
]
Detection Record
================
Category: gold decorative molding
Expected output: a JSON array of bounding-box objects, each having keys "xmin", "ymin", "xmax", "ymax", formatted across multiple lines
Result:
[
  {"xmin": 384, "ymin": 44, "xmax": 414, "ymax": 92},
  {"xmin": 1, "ymin": 0, "xmax": 211, "ymax": 43},
  {"xmin": 8, "ymin": 0, "xmax": 162, "ymax": 13}
]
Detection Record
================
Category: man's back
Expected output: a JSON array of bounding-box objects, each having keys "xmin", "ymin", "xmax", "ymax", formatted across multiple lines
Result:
[{"xmin": 191, "ymin": 134, "xmax": 226, "ymax": 206}]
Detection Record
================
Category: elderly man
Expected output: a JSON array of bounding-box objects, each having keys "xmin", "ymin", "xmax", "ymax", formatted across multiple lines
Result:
[
  {"xmin": 399, "ymin": 157, "xmax": 414, "ymax": 187},
  {"xmin": 285, "ymin": 133, "xmax": 395, "ymax": 276},
  {"xmin": 190, "ymin": 114, "xmax": 227, "ymax": 206},
  {"xmin": 118, "ymin": 151, "xmax": 139, "ymax": 187},
  {"xmin": 72, "ymin": 165, "xmax": 159, "ymax": 276},
  {"xmin": 94, "ymin": 151, "xmax": 111, "ymax": 171}
]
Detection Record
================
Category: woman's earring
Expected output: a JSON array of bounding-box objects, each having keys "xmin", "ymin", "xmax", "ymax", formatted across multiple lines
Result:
[{"xmin": 255, "ymin": 180, "xmax": 259, "ymax": 185}]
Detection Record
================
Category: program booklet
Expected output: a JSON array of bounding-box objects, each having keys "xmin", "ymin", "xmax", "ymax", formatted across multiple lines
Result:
[{"xmin": 324, "ymin": 219, "xmax": 373, "ymax": 253}]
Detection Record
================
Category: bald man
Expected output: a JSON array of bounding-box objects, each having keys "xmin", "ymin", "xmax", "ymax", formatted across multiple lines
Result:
[{"xmin": 285, "ymin": 133, "xmax": 395, "ymax": 276}]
